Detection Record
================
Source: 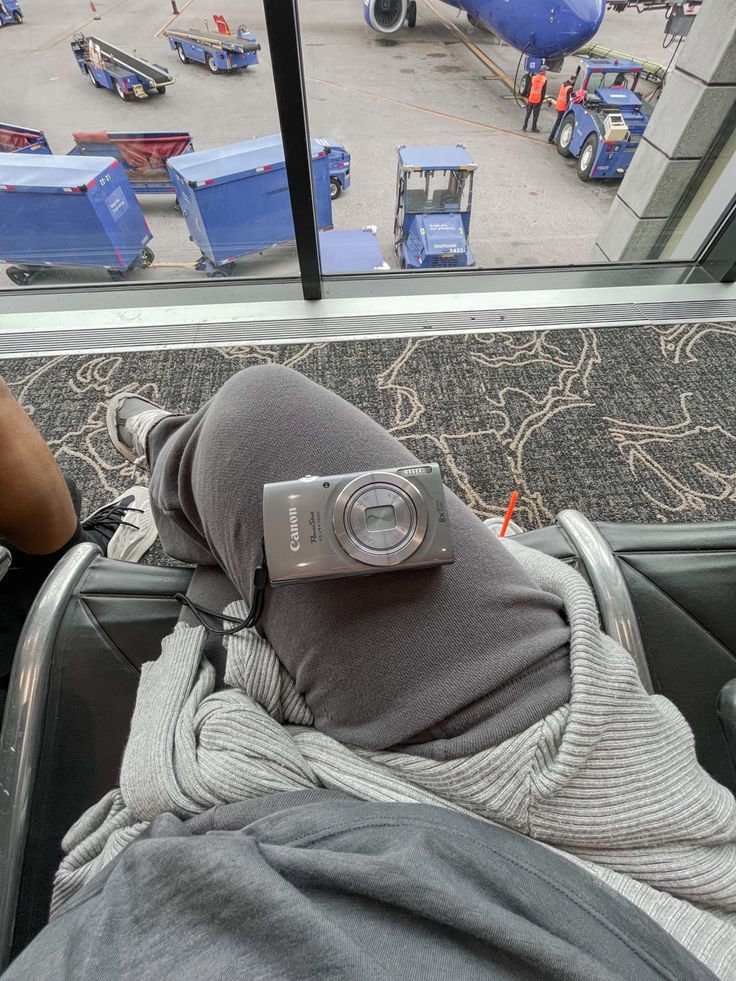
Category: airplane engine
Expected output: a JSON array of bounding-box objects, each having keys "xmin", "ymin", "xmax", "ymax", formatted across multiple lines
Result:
[{"xmin": 363, "ymin": 0, "xmax": 409, "ymax": 33}]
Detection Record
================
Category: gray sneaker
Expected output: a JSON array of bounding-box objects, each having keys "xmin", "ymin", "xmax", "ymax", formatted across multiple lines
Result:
[
  {"xmin": 106, "ymin": 392, "xmax": 171, "ymax": 467},
  {"xmin": 82, "ymin": 486, "xmax": 158, "ymax": 562}
]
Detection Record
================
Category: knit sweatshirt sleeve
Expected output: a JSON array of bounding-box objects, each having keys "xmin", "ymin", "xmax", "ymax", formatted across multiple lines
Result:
[{"xmin": 505, "ymin": 543, "xmax": 736, "ymax": 907}]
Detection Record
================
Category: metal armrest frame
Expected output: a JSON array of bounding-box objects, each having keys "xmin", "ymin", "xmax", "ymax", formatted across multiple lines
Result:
[
  {"xmin": 556, "ymin": 510, "xmax": 654, "ymax": 694},
  {"xmin": 718, "ymin": 679, "xmax": 736, "ymax": 767},
  {"xmin": 0, "ymin": 547, "xmax": 10, "ymax": 584},
  {"xmin": 0, "ymin": 543, "xmax": 100, "ymax": 969}
]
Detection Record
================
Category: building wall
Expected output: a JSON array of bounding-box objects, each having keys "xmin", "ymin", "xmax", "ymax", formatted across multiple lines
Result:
[{"xmin": 594, "ymin": 0, "xmax": 736, "ymax": 262}]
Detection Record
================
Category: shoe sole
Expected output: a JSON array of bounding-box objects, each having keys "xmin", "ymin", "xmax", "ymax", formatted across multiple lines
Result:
[{"xmin": 118, "ymin": 497, "xmax": 159, "ymax": 562}]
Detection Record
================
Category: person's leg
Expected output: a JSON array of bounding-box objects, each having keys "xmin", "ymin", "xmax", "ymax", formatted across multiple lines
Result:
[
  {"xmin": 0, "ymin": 377, "xmax": 157, "ymax": 564},
  {"xmin": 109, "ymin": 365, "xmax": 571, "ymax": 758},
  {"xmin": 0, "ymin": 376, "xmax": 78, "ymax": 554},
  {"xmin": 548, "ymin": 110, "xmax": 563, "ymax": 143},
  {"xmin": 522, "ymin": 103, "xmax": 533, "ymax": 130},
  {"xmin": 531, "ymin": 104, "xmax": 541, "ymax": 131},
  {"xmin": 0, "ymin": 378, "xmax": 158, "ymax": 722}
]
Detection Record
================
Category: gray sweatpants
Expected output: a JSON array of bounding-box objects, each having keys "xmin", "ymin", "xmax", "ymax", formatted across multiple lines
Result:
[{"xmin": 147, "ymin": 365, "xmax": 570, "ymax": 757}]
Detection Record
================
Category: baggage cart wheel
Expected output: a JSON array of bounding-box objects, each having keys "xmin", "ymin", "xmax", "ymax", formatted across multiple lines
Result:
[
  {"xmin": 407, "ymin": 0, "xmax": 417, "ymax": 28},
  {"xmin": 330, "ymin": 177, "xmax": 341, "ymax": 201},
  {"xmin": 207, "ymin": 261, "xmax": 236, "ymax": 278},
  {"xmin": 556, "ymin": 113, "xmax": 575, "ymax": 157},
  {"xmin": 13, "ymin": 9, "xmax": 23, "ymax": 22},
  {"xmin": 6, "ymin": 266, "xmax": 31, "ymax": 286},
  {"xmin": 207, "ymin": 54, "xmax": 219, "ymax": 74},
  {"xmin": 88, "ymin": 68, "xmax": 101, "ymax": 87},
  {"xmin": 156, "ymin": 86, "xmax": 167, "ymax": 95},
  {"xmin": 577, "ymin": 134, "xmax": 598, "ymax": 182},
  {"xmin": 114, "ymin": 80, "xmax": 128, "ymax": 100},
  {"xmin": 139, "ymin": 247, "xmax": 155, "ymax": 268},
  {"xmin": 176, "ymin": 45, "xmax": 190, "ymax": 64}
]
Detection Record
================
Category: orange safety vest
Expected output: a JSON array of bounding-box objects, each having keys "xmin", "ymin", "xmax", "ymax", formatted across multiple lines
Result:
[
  {"xmin": 555, "ymin": 83, "xmax": 572, "ymax": 111},
  {"xmin": 528, "ymin": 73, "xmax": 546, "ymax": 104}
]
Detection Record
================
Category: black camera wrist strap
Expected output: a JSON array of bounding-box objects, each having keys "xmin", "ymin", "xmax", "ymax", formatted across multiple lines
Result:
[{"xmin": 174, "ymin": 539, "xmax": 269, "ymax": 635}]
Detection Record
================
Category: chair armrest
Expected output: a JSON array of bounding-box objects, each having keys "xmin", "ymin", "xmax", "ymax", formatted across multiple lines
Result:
[
  {"xmin": 718, "ymin": 679, "xmax": 736, "ymax": 768},
  {"xmin": 0, "ymin": 547, "xmax": 10, "ymax": 584},
  {"xmin": 0, "ymin": 543, "xmax": 100, "ymax": 970}
]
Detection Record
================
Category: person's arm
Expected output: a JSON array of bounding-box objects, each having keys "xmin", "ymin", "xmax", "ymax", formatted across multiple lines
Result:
[
  {"xmin": 541, "ymin": 80, "xmax": 548, "ymax": 101},
  {"xmin": 0, "ymin": 377, "xmax": 78, "ymax": 554}
]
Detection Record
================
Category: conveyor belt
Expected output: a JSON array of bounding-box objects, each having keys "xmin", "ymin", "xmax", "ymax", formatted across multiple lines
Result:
[
  {"xmin": 86, "ymin": 35, "xmax": 174, "ymax": 86},
  {"xmin": 163, "ymin": 27, "xmax": 259, "ymax": 54}
]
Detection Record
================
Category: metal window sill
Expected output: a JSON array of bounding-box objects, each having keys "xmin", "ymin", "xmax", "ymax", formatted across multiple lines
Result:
[{"xmin": 0, "ymin": 265, "xmax": 734, "ymax": 359}]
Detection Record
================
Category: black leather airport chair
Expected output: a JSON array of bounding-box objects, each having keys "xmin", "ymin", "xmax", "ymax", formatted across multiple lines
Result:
[
  {"xmin": 2, "ymin": 515, "xmax": 736, "ymax": 969},
  {"xmin": 0, "ymin": 544, "xmax": 193, "ymax": 968}
]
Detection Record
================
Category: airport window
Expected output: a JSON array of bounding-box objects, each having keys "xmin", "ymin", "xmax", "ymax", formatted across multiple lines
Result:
[
  {"xmin": 0, "ymin": 0, "xmax": 734, "ymax": 297},
  {"xmin": 0, "ymin": 2, "xmax": 300, "ymax": 289},
  {"xmin": 301, "ymin": 0, "xmax": 733, "ymax": 278}
]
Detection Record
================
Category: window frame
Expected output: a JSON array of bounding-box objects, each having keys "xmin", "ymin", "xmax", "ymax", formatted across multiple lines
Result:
[{"xmin": 0, "ymin": 0, "xmax": 734, "ymax": 323}]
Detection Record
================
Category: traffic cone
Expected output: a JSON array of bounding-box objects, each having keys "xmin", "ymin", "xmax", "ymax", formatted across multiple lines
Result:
[{"xmin": 90, "ymin": 1, "xmax": 101, "ymax": 18}]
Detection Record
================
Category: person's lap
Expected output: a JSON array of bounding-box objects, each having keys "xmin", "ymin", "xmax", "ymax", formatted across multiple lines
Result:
[{"xmin": 146, "ymin": 365, "xmax": 571, "ymax": 756}]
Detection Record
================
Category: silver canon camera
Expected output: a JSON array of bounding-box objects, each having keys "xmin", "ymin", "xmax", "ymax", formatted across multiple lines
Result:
[{"xmin": 263, "ymin": 463, "xmax": 454, "ymax": 585}]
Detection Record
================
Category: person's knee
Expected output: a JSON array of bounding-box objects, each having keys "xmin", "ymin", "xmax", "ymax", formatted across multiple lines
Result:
[
  {"xmin": 218, "ymin": 365, "xmax": 301, "ymax": 404},
  {"xmin": 214, "ymin": 365, "xmax": 321, "ymax": 430},
  {"xmin": 192, "ymin": 365, "xmax": 318, "ymax": 469}
]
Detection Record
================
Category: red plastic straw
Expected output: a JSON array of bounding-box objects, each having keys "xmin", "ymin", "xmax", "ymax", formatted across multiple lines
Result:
[{"xmin": 499, "ymin": 490, "xmax": 519, "ymax": 538}]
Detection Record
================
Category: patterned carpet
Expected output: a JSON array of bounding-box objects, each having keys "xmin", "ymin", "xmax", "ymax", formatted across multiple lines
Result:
[{"xmin": 3, "ymin": 323, "xmax": 736, "ymax": 549}]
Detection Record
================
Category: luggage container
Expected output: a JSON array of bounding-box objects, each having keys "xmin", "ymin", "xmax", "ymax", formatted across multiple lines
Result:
[
  {"xmin": 319, "ymin": 228, "xmax": 388, "ymax": 273},
  {"xmin": 69, "ymin": 131, "xmax": 193, "ymax": 195},
  {"xmin": 0, "ymin": 122, "xmax": 51, "ymax": 155},
  {"xmin": 0, "ymin": 154, "xmax": 154, "ymax": 285},
  {"xmin": 314, "ymin": 137, "xmax": 351, "ymax": 200},
  {"xmin": 167, "ymin": 134, "xmax": 332, "ymax": 276}
]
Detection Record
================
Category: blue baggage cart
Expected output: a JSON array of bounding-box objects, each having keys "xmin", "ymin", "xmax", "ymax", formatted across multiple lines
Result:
[
  {"xmin": 164, "ymin": 21, "xmax": 259, "ymax": 74},
  {"xmin": 0, "ymin": 154, "xmax": 154, "ymax": 285},
  {"xmin": 0, "ymin": 0, "xmax": 23, "ymax": 26},
  {"xmin": 71, "ymin": 34, "xmax": 174, "ymax": 100},
  {"xmin": 0, "ymin": 122, "xmax": 51, "ymax": 155},
  {"xmin": 319, "ymin": 229, "xmax": 387, "ymax": 274},
  {"xmin": 314, "ymin": 137, "xmax": 351, "ymax": 200},
  {"xmin": 167, "ymin": 134, "xmax": 332, "ymax": 276}
]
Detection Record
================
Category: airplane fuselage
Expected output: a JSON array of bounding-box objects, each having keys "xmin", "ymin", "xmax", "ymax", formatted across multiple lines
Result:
[
  {"xmin": 363, "ymin": 0, "xmax": 606, "ymax": 62},
  {"xmin": 459, "ymin": 0, "xmax": 605, "ymax": 60}
]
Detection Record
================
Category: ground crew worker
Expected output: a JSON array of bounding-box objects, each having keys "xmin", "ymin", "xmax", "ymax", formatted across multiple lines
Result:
[
  {"xmin": 548, "ymin": 75, "xmax": 576, "ymax": 144},
  {"xmin": 521, "ymin": 65, "xmax": 547, "ymax": 133}
]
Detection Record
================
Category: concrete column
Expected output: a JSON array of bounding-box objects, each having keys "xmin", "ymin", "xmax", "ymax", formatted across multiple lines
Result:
[{"xmin": 595, "ymin": 0, "xmax": 736, "ymax": 262}]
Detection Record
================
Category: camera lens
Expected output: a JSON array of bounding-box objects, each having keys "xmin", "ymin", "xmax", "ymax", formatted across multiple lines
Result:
[
  {"xmin": 332, "ymin": 472, "xmax": 428, "ymax": 568},
  {"xmin": 346, "ymin": 485, "xmax": 416, "ymax": 553}
]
